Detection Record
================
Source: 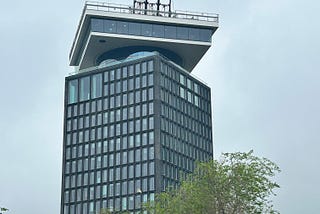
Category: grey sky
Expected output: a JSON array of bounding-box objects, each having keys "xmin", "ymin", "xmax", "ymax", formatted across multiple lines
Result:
[{"xmin": 0, "ymin": 0, "xmax": 319, "ymax": 213}]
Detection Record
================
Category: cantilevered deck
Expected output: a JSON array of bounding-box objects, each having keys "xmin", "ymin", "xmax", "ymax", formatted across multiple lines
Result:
[{"xmin": 70, "ymin": 1, "xmax": 219, "ymax": 72}]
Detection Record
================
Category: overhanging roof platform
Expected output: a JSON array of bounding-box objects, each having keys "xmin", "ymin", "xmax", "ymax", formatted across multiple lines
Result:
[{"xmin": 70, "ymin": 1, "xmax": 219, "ymax": 72}]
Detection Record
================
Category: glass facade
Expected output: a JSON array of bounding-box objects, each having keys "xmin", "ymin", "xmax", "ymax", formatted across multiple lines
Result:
[
  {"xmin": 91, "ymin": 18, "xmax": 213, "ymax": 43},
  {"xmin": 159, "ymin": 61, "xmax": 213, "ymax": 190},
  {"xmin": 62, "ymin": 54, "xmax": 213, "ymax": 214},
  {"xmin": 63, "ymin": 57, "xmax": 156, "ymax": 214}
]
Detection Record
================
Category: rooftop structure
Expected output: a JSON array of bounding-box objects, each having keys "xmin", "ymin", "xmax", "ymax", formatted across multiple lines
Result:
[{"xmin": 70, "ymin": 1, "xmax": 219, "ymax": 72}]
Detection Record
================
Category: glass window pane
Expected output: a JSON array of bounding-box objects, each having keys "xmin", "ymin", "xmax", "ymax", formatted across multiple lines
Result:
[
  {"xmin": 117, "ymin": 21, "xmax": 129, "ymax": 34},
  {"xmin": 164, "ymin": 26, "xmax": 176, "ymax": 39},
  {"xmin": 189, "ymin": 28, "xmax": 200, "ymax": 41},
  {"xmin": 104, "ymin": 20, "xmax": 117, "ymax": 33},
  {"xmin": 91, "ymin": 18, "xmax": 103, "ymax": 32},
  {"xmin": 200, "ymin": 29, "xmax": 212, "ymax": 42},
  {"xmin": 148, "ymin": 74, "xmax": 154, "ymax": 86},
  {"xmin": 92, "ymin": 74, "xmax": 102, "ymax": 98},
  {"xmin": 177, "ymin": 27, "xmax": 189, "ymax": 40},
  {"xmin": 68, "ymin": 79, "xmax": 78, "ymax": 104},
  {"xmin": 141, "ymin": 24, "xmax": 152, "ymax": 37},
  {"xmin": 128, "ymin": 22, "xmax": 141, "ymax": 35},
  {"xmin": 80, "ymin": 76, "xmax": 90, "ymax": 101},
  {"xmin": 152, "ymin": 24, "xmax": 164, "ymax": 37}
]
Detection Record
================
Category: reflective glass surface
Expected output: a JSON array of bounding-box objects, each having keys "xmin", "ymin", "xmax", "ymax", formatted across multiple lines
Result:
[{"xmin": 91, "ymin": 18, "xmax": 213, "ymax": 42}]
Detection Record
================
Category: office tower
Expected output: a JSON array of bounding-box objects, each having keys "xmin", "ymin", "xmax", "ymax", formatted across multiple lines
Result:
[{"xmin": 61, "ymin": 1, "xmax": 218, "ymax": 213}]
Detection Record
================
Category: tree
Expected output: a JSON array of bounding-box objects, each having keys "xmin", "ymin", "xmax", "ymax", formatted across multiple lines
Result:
[
  {"xmin": 145, "ymin": 151, "xmax": 280, "ymax": 214},
  {"xmin": 0, "ymin": 207, "xmax": 9, "ymax": 214}
]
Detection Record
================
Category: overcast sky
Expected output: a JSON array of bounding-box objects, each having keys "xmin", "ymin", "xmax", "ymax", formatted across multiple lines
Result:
[{"xmin": 0, "ymin": 0, "xmax": 319, "ymax": 213}]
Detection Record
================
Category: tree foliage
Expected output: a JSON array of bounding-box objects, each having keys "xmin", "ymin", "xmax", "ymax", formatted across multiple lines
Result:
[{"xmin": 145, "ymin": 151, "xmax": 280, "ymax": 214}]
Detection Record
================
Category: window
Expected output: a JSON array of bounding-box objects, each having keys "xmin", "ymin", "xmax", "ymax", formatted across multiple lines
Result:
[
  {"xmin": 177, "ymin": 27, "xmax": 189, "ymax": 40},
  {"xmin": 104, "ymin": 20, "xmax": 117, "ymax": 33},
  {"xmin": 129, "ymin": 150, "xmax": 134, "ymax": 163},
  {"xmin": 142, "ymin": 104, "xmax": 147, "ymax": 116},
  {"xmin": 122, "ymin": 152, "xmax": 128, "ymax": 165},
  {"xmin": 187, "ymin": 91, "xmax": 192, "ymax": 103},
  {"xmin": 149, "ymin": 102, "xmax": 154, "ymax": 114},
  {"xmin": 123, "ymin": 80, "xmax": 127, "ymax": 92},
  {"xmin": 187, "ymin": 78, "xmax": 192, "ymax": 89},
  {"xmin": 149, "ymin": 162, "xmax": 155, "ymax": 175},
  {"xmin": 122, "ymin": 67, "xmax": 128, "ymax": 78},
  {"xmin": 148, "ymin": 60, "xmax": 154, "ymax": 72},
  {"xmin": 142, "ymin": 163, "xmax": 147, "ymax": 176},
  {"xmin": 129, "ymin": 180, "xmax": 134, "ymax": 194},
  {"xmin": 122, "ymin": 198, "xmax": 127, "ymax": 210},
  {"xmin": 129, "ymin": 165, "xmax": 134, "ymax": 178},
  {"xmin": 102, "ymin": 185, "xmax": 107, "ymax": 197},
  {"xmin": 200, "ymin": 29, "xmax": 212, "ymax": 42},
  {"xmin": 135, "ymin": 91, "xmax": 141, "ymax": 103},
  {"xmin": 135, "ymin": 163, "xmax": 141, "ymax": 177},
  {"xmin": 149, "ymin": 147, "xmax": 154, "ymax": 159},
  {"xmin": 194, "ymin": 83, "xmax": 199, "ymax": 94},
  {"xmin": 142, "ymin": 133, "xmax": 148, "ymax": 145},
  {"xmin": 117, "ymin": 21, "xmax": 128, "ymax": 34},
  {"xmin": 141, "ymin": 23, "xmax": 152, "ymax": 36},
  {"xmin": 180, "ymin": 87, "xmax": 185, "ymax": 99},
  {"xmin": 135, "ymin": 120, "xmax": 141, "ymax": 132},
  {"xmin": 68, "ymin": 79, "xmax": 78, "ymax": 104},
  {"xmin": 164, "ymin": 26, "xmax": 176, "ymax": 39},
  {"xmin": 152, "ymin": 24, "xmax": 164, "ymax": 37},
  {"xmin": 122, "ymin": 181, "xmax": 128, "ymax": 195},
  {"xmin": 149, "ymin": 177, "xmax": 155, "ymax": 191},
  {"xmin": 110, "ymin": 83, "xmax": 114, "ymax": 95},
  {"xmin": 135, "ymin": 64, "xmax": 140, "ymax": 75},
  {"xmin": 123, "ymin": 94, "xmax": 127, "ymax": 106},
  {"xmin": 92, "ymin": 74, "xmax": 102, "ymax": 98},
  {"xmin": 116, "ymin": 82, "xmax": 121, "ymax": 94},
  {"xmin": 142, "ymin": 62, "xmax": 147, "ymax": 74},
  {"xmin": 91, "ymin": 18, "xmax": 103, "ymax": 32},
  {"xmin": 180, "ymin": 74, "xmax": 185, "ymax": 85},
  {"xmin": 128, "ymin": 22, "xmax": 141, "ymax": 35},
  {"xmin": 80, "ymin": 76, "xmax": 90, "ymax": 101},
  {"xmin": 115, "ymin": 182, "xmax": 121, "ymax": 196},
  {"xmin": 142, "ymin": 75, "xmax": 147, "ymax": 87},
  {"xmin": 149, "ymin": 117, "xmax": 154, "ymax": 129},
  {"xmin": 128, "ymin": 78, "xmax": 134, "ymax": 91},
  {"xmin": 189, "ymin": 28, "xmax": 200, "ymax": 41},
  {"xmin": 148, "ymin": 74, "xmax": 154, "ymax": 86},
  {"xmin": 142, "ymin": 118, "xmax": 148, "ymax": 131},
  {"xmin": 135, "ymin": 149, "xmax": 141, "ymax": 162},
  {"xmin": 135, "ymin": 77, "xmax": 140, "ymax": 89},
  {"xmin": 142, "ymin": 148, "xmax": 148, "ymax": 161},
  {"xmin": 129, "ymin": 196, "xmax": 134, "ymax": 210},
  {"xmin": 109, "ymin": 183, "xmax": 114, "ymax": 197},
  {"xmin": 135, "ymin": 134, "xmax": 141, "ymax": 146},
  {"xmin": 110, "ymin": 70, "xmax": 115, "ymax": 81},
  {"xmin": 148, "ymin": 88, "xmax": 154, "ymax": 100}
]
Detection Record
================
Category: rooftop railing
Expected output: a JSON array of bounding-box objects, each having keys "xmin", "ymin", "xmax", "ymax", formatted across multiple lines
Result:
[{"xmin": 85, "ymin": 1, "xmax": 219, "ymax": 22}]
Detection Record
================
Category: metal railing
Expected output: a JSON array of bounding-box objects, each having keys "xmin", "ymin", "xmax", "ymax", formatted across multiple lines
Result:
[{"xmin": 85, "ymin": 1, "xmax": 219, "ymax": 22}]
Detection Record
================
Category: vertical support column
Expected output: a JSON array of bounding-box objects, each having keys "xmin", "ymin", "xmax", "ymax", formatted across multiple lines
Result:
[{"xmin": 153, "ymin": 55, "xmax": 163, "ymax": 194}]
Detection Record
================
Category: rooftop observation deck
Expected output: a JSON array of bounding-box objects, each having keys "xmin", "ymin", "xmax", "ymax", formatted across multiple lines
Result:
[{"xmin": 70, "ymin": 1, "xmax": 219, "ymax": 72}]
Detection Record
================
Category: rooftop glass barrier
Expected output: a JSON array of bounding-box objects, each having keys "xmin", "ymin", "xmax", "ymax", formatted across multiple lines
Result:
[{"xmin": 91, "ymin": 18, "xmax": 213, "ymax": 42}]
